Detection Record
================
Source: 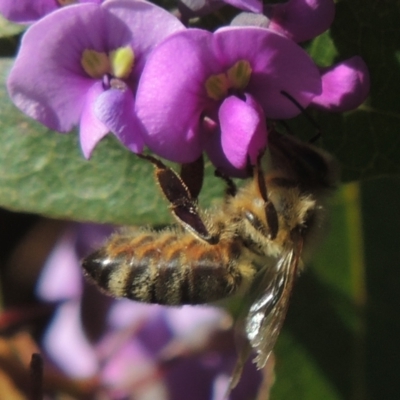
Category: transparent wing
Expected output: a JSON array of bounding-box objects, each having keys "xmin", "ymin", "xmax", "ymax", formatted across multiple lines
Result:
[{"xmin": 246, "ymin": 240, "xmax": 302, "ymax": 368}]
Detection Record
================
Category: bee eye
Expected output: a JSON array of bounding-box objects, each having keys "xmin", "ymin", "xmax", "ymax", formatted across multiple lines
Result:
[{"xmin": 244, "ymin": 211, "xmax": 269, "ymax": 238}]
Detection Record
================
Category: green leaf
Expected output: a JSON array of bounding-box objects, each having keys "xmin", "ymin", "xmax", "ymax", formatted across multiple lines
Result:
[
  {"xmin": 0, "ymin": 15, "xmax": 25, "ymax": 37},
  {"xmin": 305, "ymin": 0, "xmax": 400, "ymax": 181}
]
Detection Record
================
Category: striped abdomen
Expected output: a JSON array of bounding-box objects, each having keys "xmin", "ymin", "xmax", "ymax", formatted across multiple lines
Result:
[{"xmin": 82, "ymin": 230, "xmax": 246, "ymax": 305}]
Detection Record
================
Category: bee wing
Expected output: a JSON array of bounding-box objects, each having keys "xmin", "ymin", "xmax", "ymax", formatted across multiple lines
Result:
[{"xmin": 246, "ymin": 240, "xmax": 302, "ymax": 368}]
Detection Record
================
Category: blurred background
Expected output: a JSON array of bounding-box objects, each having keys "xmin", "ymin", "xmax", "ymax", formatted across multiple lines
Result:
[{"xmin": 1, "ymin": 177, "xmax": 400, "ymax": 399}]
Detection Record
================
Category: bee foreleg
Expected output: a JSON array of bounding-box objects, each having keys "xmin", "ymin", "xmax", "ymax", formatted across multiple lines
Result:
[
  {"xmin": 137, "ymin": 154, "xmax": 219, "ymax": 244},
  {"xmin": 179, "ymin": 155, "xmax": 204, "ymax": 200}
]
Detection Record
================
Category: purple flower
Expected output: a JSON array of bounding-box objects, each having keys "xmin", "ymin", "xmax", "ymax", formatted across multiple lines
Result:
[
  {"xmin": 7, "ymin": 0, "xmax": 185, "ymax": 158},
  {"xmin": 264, "ymin": 0, "xmax": 335, "ymax": 43},
  {"xmin": 136, "ymin": 26, "xmax": 323, "ymax": 175},
  {"xmin": 0, "ymin": 0, "xmax": 103, "ymax": 24},
  {"xmin": 311, "ymin": 56, "xmax": 370, "ymax": 111},
  {"xmin": 231, "ymin": 0, "xmax": 335, "ymax": 43},
  {"xmin": 36, "ymin": 223, "xmax": 267, "ymax": 399},
  {"xmin": 136, "ymin": 26, "xmax": 369, "ymax": 175}
]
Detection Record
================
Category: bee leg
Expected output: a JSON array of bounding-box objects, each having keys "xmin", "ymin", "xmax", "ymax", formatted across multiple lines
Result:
[
  {"xmin": 179, "ymin": 155, "xmax": 204, "ymax": 200},
  {"xmin": 255, "ymin": 154, "xmax": 279, "ymax": 240},
  {"xmin": 137, "ymin": 154, "xmax": 219, "ymax": 244},
  {"xmin": 214, "ymin": 169, "xmax": 237, "ymax": 197}
]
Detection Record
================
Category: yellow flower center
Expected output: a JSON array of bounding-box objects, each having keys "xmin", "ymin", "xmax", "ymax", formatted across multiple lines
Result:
[
  {"xmin": 205, "ymin": 60, "xmax": 252, "ymax": 101},
  {"xmin": 81, "ymin": 46, "xmax": 135, "ymax": 80},
  {"xmin": 110, "ymin": 47, "xmax": 135, "ymax": 79}
]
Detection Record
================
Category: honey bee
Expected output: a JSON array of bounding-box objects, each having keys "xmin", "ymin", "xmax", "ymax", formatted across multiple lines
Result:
[{"xmin": 82, "ymin": 128, "xmax": 338, "ymax": 383}]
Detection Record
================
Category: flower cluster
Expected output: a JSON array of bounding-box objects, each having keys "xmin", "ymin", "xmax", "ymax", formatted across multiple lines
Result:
[
  {"xmin": 35, "ymin": 223, "xmax": 266, "ymax": 399},
  {"xmin": 4, "ymin": 0, "xmax": 369, "ymax": 176}
]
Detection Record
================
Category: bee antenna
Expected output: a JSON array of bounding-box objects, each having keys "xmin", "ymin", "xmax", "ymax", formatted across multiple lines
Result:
[{"xmin": 280, "ymin": 90, "xmax": 321, "ymax": 143}]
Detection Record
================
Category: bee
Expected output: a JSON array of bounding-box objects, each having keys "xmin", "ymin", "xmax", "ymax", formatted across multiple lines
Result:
[{"xmin": 82, "ymin": 128, "xmax": 338, "ymax": 381}]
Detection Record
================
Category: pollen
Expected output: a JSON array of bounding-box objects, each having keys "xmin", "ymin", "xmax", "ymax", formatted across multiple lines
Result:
[
  {"xmin": 227, "ymin": 60, "xmax": 252, "ymax": 91},
  {"xmin": 81, "ymin": 49, "xmax": 110, "ymax": 79},
  {"xmin": 110, "ymin": 46, "xmax": 135, "ymax": 79},
  {"xmin": 81, "ymin": 46, "xmax": 134, "ymax": 80},
  {"xmin": 205, "ymin": 73, "xmax": 230, "ymax": 101},
  {"xmin": 205, "ymin": 60, "xmax": 252, "ymax": 101}
]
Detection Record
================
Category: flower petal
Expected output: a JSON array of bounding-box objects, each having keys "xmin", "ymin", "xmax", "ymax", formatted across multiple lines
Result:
[
  {"xmin": 0, "ymin": 0, "xmax": 57, "ymax": 23},
  {"xmin": 104, "ymin": 0, "xmax": 185, "ymax": 75},
  {"xmin": 213, "ymin": 27, "xmax": 322, "ymax": 118},
  {"xmin": 224, "ymin": 0, "xmax": 262, "ymax": 13},
  {"xmin": 43, "ymin": 301, "xmax": 98, "ymax": 378},
  {"xmin": 80, "ymin": 81, "xmax": 109, "ymax": 158},
  {"xmin": 166, "ymin": 358, "xmax": 221, "ymax": 400},
  {"xmin": 165, "ymin": 306, "xmax": 227, "ymax": 339},
  {"xmin": 95, "ymin": 86, "xmax": 145, "ymax": 153},
  {"xmin": 136, "ymin": 29, "xmax": 218, "ymax": 162},
  {"xmin": 36, "ymin": 225, "xmax": 82, "ymax": 301},
  {"xmin": 219, "ymin": 94, "xmax": 267, "ymax": 169},
  {"xmin": 264, "ymin": 0, "xmax": 335, "ymax": 43},
  {"xmin": 100, "ymin": 338, "xmax": 168, "ymax": 399},
  {"xmin": 7, "ymin": 3, "xmax": 131, "ymax": 132},
  {"xmin": 107, "ymin": 301, "xmax": 164, "ymax": 330},
  {"xmin": 311, "ymin": 56, "xmax": 370, "ymax": 111}
]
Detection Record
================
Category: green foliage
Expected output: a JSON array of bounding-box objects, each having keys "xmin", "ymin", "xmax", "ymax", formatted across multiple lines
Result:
[{"xmin": 0, "ymin": 1, "xmax": 399, "ymax": 399}]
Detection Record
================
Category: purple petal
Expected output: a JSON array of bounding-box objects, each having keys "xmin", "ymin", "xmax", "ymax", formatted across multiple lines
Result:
[
  {"xmin": 166, "ymin": 357, "xmax": 219, "ymax": 400},
  {"xmin": 0, "ymin": 0, "xmax": 104, "ymax": 23},
  {"xmin": 311, "ymin": 56, "xmax": 370, "ymax": 111},
  {"xmin": 0, "ymin": 0, "xmax": 57, "ymax": 23},
  {"xmin": 107, "ymin": 301, "xmax": 164, "ymax": 329},
  {"xmin": 165, "ymin": 306, "xmax": 227, "ymax": 338},
  {"xmin": 7, "ymin": 3, "xmax": 131, "ymax": 132},
  {"xmin": 229, "ymin": 358, "xmax": 264, "ymax": 400},
  {"xmin": 104, "ymin": 0, "xmax": 185, "ymax": 75},
  {"xmin": 221, "ymin": 94, "xmax": 267, "ymax": 166},
  {"xmin": 100, "ymin": 339, "xmax": 168, "ymax": 398},
  {"xmin": 218, "ymin": 94, "xmax": 266, "ymax": 170},
  {"xmin": 136, "ymin": 29, "xmax": 218, "ymax": 162},
  {"xmin": 36, "ymin": 225, "xmax": 82, "ymax": 301},
  {"xmin": 264, "ymin": 0, "xmax": 335, "ymax": 42},
  {"xmin": 80, "ymin": 81, "xmax": 109, "ymax": 158},
  {"xmin": 204, "ymin": 124, "xmax": 249, "ymax": 178},
  {"xmin": 212, "ymin": 374, "xmax": 231, "ymax": 400},
  {"xmin": 204, "ymin": 94, "xmax": 268, "ymax": 177},
  {"xmin": 213, "ymin": 27, "xmax": 322, "ymax": 118},
  {"xmin": 224, "ymin": 0, "xmax": 262, "ymax": 13},
  {"xmin": 95, "ymin": 87, "xmax": 145, "ymax": 153},
  {"xmin": 43, "ymin": 301, "xmax": 98, "ymax": 378}
]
